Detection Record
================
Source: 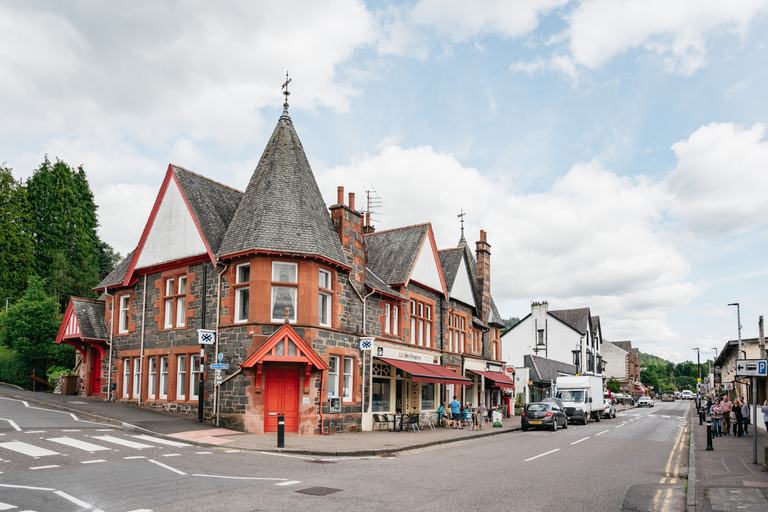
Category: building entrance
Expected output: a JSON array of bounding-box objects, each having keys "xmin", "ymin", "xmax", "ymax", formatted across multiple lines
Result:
[{"xmin": 264, "ymin": 367, "xmax": 300, "ymax": 432}]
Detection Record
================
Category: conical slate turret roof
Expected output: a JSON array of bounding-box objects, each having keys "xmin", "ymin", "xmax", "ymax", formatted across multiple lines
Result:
[{"xmin": 218, "ymin": 111, "xmax": 348, "ymax": 267}]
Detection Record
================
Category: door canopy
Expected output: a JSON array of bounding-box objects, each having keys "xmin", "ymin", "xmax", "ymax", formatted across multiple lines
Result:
[{"xmin": 241, "ymin": 323, "xmax": 329, "ymax": 393}]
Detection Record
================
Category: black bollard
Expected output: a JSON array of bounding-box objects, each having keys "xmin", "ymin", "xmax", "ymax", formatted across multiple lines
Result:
[
  {"xmin": 277, "ymin": 414, "xmax": 285, "ymax": 448},
  {"xmin": 706, "ymin": 420, "xmax": 714, "ymax": 451},
  {"xmin": 699, "ymin": 408, "xmax": 704, "ymax": 425}
]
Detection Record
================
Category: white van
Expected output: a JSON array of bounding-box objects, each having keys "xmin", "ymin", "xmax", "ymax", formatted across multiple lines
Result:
[{"xmin": 681, "ymin": 390, "xmax": 694, "ymax": 400}]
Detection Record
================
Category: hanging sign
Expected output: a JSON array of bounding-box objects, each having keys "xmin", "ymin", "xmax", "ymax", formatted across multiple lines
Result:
[
  {"xmin": 358, "ymin": 337, "xmax": 375, "ymax": 351},
  {"xmin": 198, "ymin": 329, "xmax": 216, "ymax": 345}
]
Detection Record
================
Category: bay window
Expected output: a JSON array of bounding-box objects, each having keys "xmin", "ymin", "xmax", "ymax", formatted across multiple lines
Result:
[
  {"xmin": 234, "ymin": 263, "xmax": 250, "ymax": 323},
  {"xmin": 271, "ymin": 262, "xmax": 297, "ymax": 323},
  {"xmin": 319, "ymin": 269, "xmax": 332, "ymax": 327}
]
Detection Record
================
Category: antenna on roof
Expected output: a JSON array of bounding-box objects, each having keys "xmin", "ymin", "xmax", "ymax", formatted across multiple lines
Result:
[
  {"xmin": 281, "ymin": 71, "xmax": 292, "ymax": 115},
  {"xmin": 363, "ymin": 187, "xmax": 382, "ymax": 230}
]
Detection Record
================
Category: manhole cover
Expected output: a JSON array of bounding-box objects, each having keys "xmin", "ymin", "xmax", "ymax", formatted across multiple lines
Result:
[
  {"xmin": 296, "ymin": 487, "xmax": 342, "ymax": 496},
  {"xmin": 306, "ymin": 460, "xmax": 335, "ymax": 464}
]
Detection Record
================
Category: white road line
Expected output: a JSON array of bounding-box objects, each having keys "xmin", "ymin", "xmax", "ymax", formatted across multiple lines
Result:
[
  {"xmin": 257, "ymin": 451, "xmax": 315, "ymax": 460},
  {"xmin": 21, "ymin": 401, "xmax": 29, "ymax": 408},
  {"xmin": 61, "ymin": 429, "xmax": 81, "ymax": 432},
  {"xmin": 162, "ymin": 454, "xmax": 182, "ymax": 457},
  {"xmin": 524, "ymin": 449, "xmax": 560, "ymax": 461},
  {"xmin": 124, "ymin": 456, "xmax": 147, "ymax": 460},
  {"xmin": 223, "ymin": 449, "xmax": 240, "ymax": 453},
  {"xmin": 92, "ymin": 435, "xmax": 153, "ymax": 449},
  {"xmin": 615, "ymin": 424, "xmax": 625, "ymax": 428},
  {"xmin": 0, "ymin": 441, "xmax": 59, "ymax": 457},
  {"xmin": 191, "ymin": 474, "xmax": 285, "ymax": 481},
  {"xmin": 0, "ymin": 501, "xmax": 17, "ymax": 510},
  {"xmin": 0, "ymin": 419, "xmax": 21, "ymax": 432},
  {"xmin": 69, "ymin": 413, "xmax": 79, "ymax": 421},
  {"xmin": 276, "ymin": 480, "xmax": 301, "ymax": 486},
  {"xmin": 132, "ymin": 435, "xmax": 191, "ymax": 447},
  {"xmin": 126, "ymin": 509, "xmax": 153, "ymax": 512},
  {"xmin": 55, "ymin": 490, "xmax": 92, "ymax": 509},
  {"xmin": 595, "ymin": 429, "xmax": 610, "ymax": 436},
  {"xmin": 0, "ymin": 483, "xmax": 56, "ymax": 491},
  {"xmin": 30, "ymin": 465, "xmax": 59, "ymax": 470},
  {"xmin": 25, "ymin": 430, "xmax": 46, "ymax": 434},
  {"xmin": 148, "ymin": 459, "xmax": 186, "ymax": 475},
  {"xmin": 196, "ymin": 451, "xmax": 213, "ymax": 455},
  {"xmin": 570, "ymin": 437, "xmax": 590, "ymax": 445},
  {"xmin": 81, "ymin": 460, "xmax": 106, "ymax": 464},
  {"xmin": 47, "ymin": 437, "xmax": 112, "ymax": 452}
]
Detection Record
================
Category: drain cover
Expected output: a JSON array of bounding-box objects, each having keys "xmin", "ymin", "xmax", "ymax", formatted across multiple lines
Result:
[
  {"xmin": 296, "ymin": 487, "xmax": 342, "ymax": 496},
  {"xmin": 306, "ymin": 460, "xmax": 336, "ymax": 464}
]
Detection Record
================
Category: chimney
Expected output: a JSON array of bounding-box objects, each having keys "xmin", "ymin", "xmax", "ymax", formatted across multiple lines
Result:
[
  {"xmin": 475, "ymin": 230, "xmax": 491, "ymax": 323},
  {"xmin": 329, "ymin": 186, "xmax": 365, "ymax": 290}
]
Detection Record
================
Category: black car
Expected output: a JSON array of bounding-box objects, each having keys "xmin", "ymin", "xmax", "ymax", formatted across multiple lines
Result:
[{"xmin": 521, "ymin": 401, "xmax": 568, "ymax": 431}]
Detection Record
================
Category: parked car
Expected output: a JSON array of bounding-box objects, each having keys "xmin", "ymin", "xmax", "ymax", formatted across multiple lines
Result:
[
  {"xmin": 681, "ymin": 390, "xmax": 694, "ymax": 400},
  {"xmin": 637, "ymin": 396, "xmax": 654, "ymax": 407},
  {"xmin": 521, "ymin": 401, "xmax": 568, "ymax": 431},
  {"xmin": 603, "ymin": 398, "xmax": 616, "ymax": 418},
  {"xmin": 661, "ymin": 392, "xmax": 675, "ymax": 402}
]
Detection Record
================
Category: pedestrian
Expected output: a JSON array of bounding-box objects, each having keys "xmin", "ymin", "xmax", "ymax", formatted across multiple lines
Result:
[
  {"xmin": 733, "ymin": 398, "xmax": 743, "ymax": 436},
  {"xmin": 720, "ymin": 395, "xmax": 732, "ymax": 435},
  {"xmin": 437, "ymin": 402, "xmax": 450, "ymax": 427},
  {"xmin": 762, "ymin": 400, "xmax": 768, "ymax": 428},
  {"xmin": 740, "ymin": 396, "xmax": 750, "ymax": 435},
  {"xmin": 709, "ymin": 399, "xmax": 722, "ymax": 437},
  {"xmin": 449, "ymin": 395, "xmax": 462, "ymax": 429},
  {"xmin": 461, "ymin": 403, "xmax": 470, "ymax": 427}
]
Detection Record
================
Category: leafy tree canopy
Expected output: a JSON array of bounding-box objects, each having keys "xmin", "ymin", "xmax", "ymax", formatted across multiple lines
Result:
[{"xmin": 0, "ymin": 164, "xmax": 33, "ymax": 304}]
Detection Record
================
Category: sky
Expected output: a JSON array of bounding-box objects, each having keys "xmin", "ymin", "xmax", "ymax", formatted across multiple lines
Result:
[{"xmin": 2, "ymin": 1, "xmax": 768, "ymax": 364}]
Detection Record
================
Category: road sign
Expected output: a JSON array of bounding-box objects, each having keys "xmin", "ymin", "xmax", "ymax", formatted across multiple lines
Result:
[
  {"xmin": 218, "ymin": 352, "xmax": 224, "ymax": 362},
  {"xmin": 358, "ymin": 337, "xmax": 374, "ymax": 351},
  {"xmin": 735, "ymin": 359, "xmax": 767, "ymax": 377},
  {"xmin": 197, "ymin": 329, "xmax": 216, "ymax": 345},
  {"xmin": 210, "ymin": 363, "xmax": 229, "ymax": 370}
]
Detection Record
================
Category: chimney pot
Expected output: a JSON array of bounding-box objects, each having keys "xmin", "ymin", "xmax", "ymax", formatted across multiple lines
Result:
[
  {"xmin": 349, "ymin": 192, "xmax": 355, "ymax": 210},
  {"xmin": 337, "ymin": 186, "xmax": 344, "ymax": 205}
]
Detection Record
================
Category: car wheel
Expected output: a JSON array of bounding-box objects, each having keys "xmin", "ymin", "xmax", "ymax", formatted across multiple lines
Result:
[
  {"xmin": 552, "ymin": 419, "xmax": 558, "ymax": 432},
  {"xmin": 562, "ymin": 417, "xmax": 568, "ymax": 429},
  {"xmin": 595, "ymin": 412, "xmax": 601, "ymax": 422}
]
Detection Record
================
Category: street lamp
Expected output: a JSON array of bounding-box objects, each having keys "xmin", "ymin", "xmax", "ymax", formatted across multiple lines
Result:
[
  {"xmin": 692, "ymin": 347, "xmax": 700, "ymax": 380},
  {"xmin": 728, "ymin": 303, "xmax": 742, "ymax": 357}
]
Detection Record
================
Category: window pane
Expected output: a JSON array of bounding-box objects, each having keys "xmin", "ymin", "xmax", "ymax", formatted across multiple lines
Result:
[
  {"xmin": 164, "ymin": 299, "xmax": 173, "ymax": 328},
  {"xmin": 384, "ymin": 304, "xmax": 391, "ymax": 333},
  {"xmin": 160, "ymin": 357, "xmax": 168, "ymax": 398},
  {"xmin": 342, "ymin": 358, "xmax": 353, "ymax": 399},
  {"xmin": 319, "ymin": 269, "xmax": 330, "ymax": 289},
  {"xmin": 418, "ymin": 320, "xmax": 423, "ymax": 345},
  {"xmin": 273, "ymin": 262, "xmax": 297, "ymax": 283},
  {"xmin": 177, "ymin": 356, "xmax": 186, "ymax": 400},
  {"xmin": 328, "ymin": 356, "xmax": 339, "ymax": 397},
  {"xmin": 133, "ymin": 359, "xmax": 140, "ymax": 397},
  {"xmin": 237, "ymin": 264, "xmax": 250, "ymax": 284},
  {"xmin": 166, "ymin": 278, "xmax": 174, "ymax": 296},
  {"xmin": 236, "ymin": 288, "xmax": 249, "ymax": 322},
  {"xmin": 176, "ymin": 297, "xmax": 186, "ymax": 327},
  {"xmin": 190, "ymin": 355, "xmax": 200, "ymax": 400},
  {"xmin": 421, "ymin": 382, "xmax": 435, "ymax": 410},
  {"xmin": 123, "ymin": 360, "xmax": 130, "ymax": 398},
  {"xmin": 178, "ymin": 276, "xmax": 187, "ymax": 294},
  {"xmin": 271, "ymin": 286, "xmax": 296, "ymax": 322},
  {"xmin": 372, "ymin": 378, "xmax": 391, "ymax": 412},
  {"xmin": 319, "ymin": 292, "xmax": 330, "ymax": 326},
  {"xmin": 148, "ymin": 358, "xmax": 156, "ymax": 397}
]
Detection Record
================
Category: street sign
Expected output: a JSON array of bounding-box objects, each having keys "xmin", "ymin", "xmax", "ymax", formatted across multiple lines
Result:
[
  {"xmin": 735, "ymin": 359, "xmax": 768, "ymax": 377},
  {"xmin": 210, "ymin": 363, "xmax": 229, "ymax": 370},
  {"xmin": 197, "ymin": 329, "xmax": 216, "ymax": 345},
  {"xmin": 358, "ymin": 337, "xmax": 374, "ymax": 351},
  {"xmin": 218, "ymin": 352, "xmax": 224, "ymax": 362}
]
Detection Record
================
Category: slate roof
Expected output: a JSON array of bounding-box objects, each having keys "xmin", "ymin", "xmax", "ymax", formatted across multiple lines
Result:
[
  {"xmin": 525, "ymin": 354, "xmax": 577, "ymax": 383},
  {"xmin": 172, "ymin": 165, "xmax": 243, "ymax": 254},
  {"xmin": 96, "ymin": 250, "xmax": 136, "ymax": 290},
  {"xmin": 549, "ymin": 307, "xmax": 592, "ymax": 335},
  {"xmin": 611, "ymin": 341, "xmax": 632, "ymax": 353},
  {"xmin": 218, "ymin": 111, "xmax": 348, "ymax": 267},
  {"xmin": 365, "ymin": 269, "xmax": 406, "ymax": 300},
  {"xmin": 72, "ymin": 298, "xmax": 108, "ymax": 341},
  {"xmin": 365, "ymin": 224, "xmax": 429, "ymax": 285}
]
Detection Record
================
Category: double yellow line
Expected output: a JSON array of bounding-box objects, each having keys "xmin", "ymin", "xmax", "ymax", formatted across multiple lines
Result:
[{"xmin": 652, "ymin": 406, "xmax": 690, "ymax": 511}]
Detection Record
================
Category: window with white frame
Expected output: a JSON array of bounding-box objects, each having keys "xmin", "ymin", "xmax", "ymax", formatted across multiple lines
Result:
[
  {"xmin": 159, "ymin": 356, "xmax": 168, "ymax": 399},
  {"xmin": 328, "ymin": 356, "xmax": 339, "ymax": 397},
  {"xmin": 190, "ymin": 355, "xmax": 200, "ymax": 400},
  {"xmin": 409, "ymin": 301, "xmax": 416, "ymax": 344},
  {"xmin": 234, "ymin": 263, "xmax": 250, "ymax": 323},
  {"xmin": 164, "ymin": 278, "xmax": 174, "ymax": 329},
  {"xmin": 318, "ymin": 269, "xmax": 332, "ymax": 327},
  {"xmin": 176, "ymin": 355, "xmax": 187, "ymax": 400},
  {"xmin": 118, "ymin": 295, "xmax": 130, "ymax": 333},
  {"xmin": 425, "ymin": 306, "xmax": 431, "ymax": 347},
  {"xmin": 132, "ymin": 358, "xmax": 141, "ymax": 397},
  {"xmin": 410, "ymin": 298, "xmax": 433, "ymax": 347},
  {"xmin": 342, "ymin": 357, "xmax": 353, "ymax": 400},
  {"xmin": 176, "ymin": 276, "xmax": 187, "ymax": 327},
  {"xmin": 163, "ymin": 275, "xmax": 188, "ymax": 329},
  {"xmin": 384, "ymin": 303, "xmax": 391, "ymax": 333},
  {"xmin": 271, "ymin": 262, "xmax": 297, "ymax": 323},
  {"xmin": 122, "ymin": 359, "xmax": 130, "ymax": 398},
  {"xmin": 393, "ymin": 305, "xmax": 399, "ymax": 335},
  {"xmin": 148, "ymin": 357, "xmax": 157, "ymax": 398}
]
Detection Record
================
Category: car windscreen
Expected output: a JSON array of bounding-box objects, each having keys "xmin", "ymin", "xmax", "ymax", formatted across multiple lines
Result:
[
  {"xmin": 557, "ymin": 390, "xmax": 584, "ymax": 402},
  {"xmin": 526, "ymin": 404, "xmax": 548, "ymax": 412}
]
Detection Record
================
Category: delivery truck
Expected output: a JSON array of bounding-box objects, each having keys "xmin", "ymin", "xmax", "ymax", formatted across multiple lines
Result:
[{"xmin": 555, "ymin": 375, "xmax": 604, "ymax": 425}]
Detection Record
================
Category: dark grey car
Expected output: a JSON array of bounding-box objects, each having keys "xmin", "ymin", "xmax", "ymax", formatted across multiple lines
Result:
[{"xmin": 521, "ymin": 402, "xmax": 568, "ymax": 431}]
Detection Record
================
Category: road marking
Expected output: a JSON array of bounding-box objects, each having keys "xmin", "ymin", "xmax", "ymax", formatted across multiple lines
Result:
[
  {"xmin": 196, "ymin": 451, "xmax": 213, "ymax": 455},
  {"xmin": 55, "ymin": 490, "xmax": 99, "ymax": 510},
  {"xmin": 0, "ymin": 484, "xmax": 56, "ymax": 491},
  {"xmin": 191, "ymin": 474, "xmax": 285, "ymax": 481},
  {"xmin": 21, "ymin": 401, "xmax": 29, "ymax": 408},
  {"xmin": 30, "ymin": 465, "xmax": 59, "ymax": 470},
  {"xmin": 0, "ymin": 501, "xmax": 17, "ymax": 510},
  {"xmin": 0, "ymin": 441, "xmax": 59, "ymax": 457},
  {"xmin": 126, "ymin": 509, "xmax": 153, "ymax": 512},
  {"xmin": 25, "ymin": 430, "xmax": 46, "ymax": 434},
  {"xmin": 257, "ymin": 451, "xmax": 315, "ymax": 460},
  {"xmin": 0, "ymin": 419, "xmax": 21, "ymax": 432},
  {"xmin": 124, "ymin": 456, "xmax": 146, "ymax": 460},
  {"xmin": 570, "ymin": 437, "xmax": 589, "ymax": 445},
  {"xmin": 69, "ymin": 413, "xmax": 79, "ymax": 421},
  {"xmin": 276, "ymin": 480, "xmax": 301, "ymax": 486},
  {"xmin": 132, "ymin": 435, "xmax": 191, "ymax": 447},
  {"xmin": 95, "ymin": 429, "xmax": 114, "ymax": 432},
  {"xmin": 162, "ymin": 454, "xmax": 182, "ymax": 457},
  {"xmin": 61, "ymin": 429, "xmax": 81, "ymax": 432},
  {"xmin": 47, "ymin": 437, "xmax": 112, "ymax": 452},
  {"xmin": 92, "ymin": 435, "xmax": 153, "ymax": 449},
  {"xmin": 614, "ymin": 424, "xmax": 625, "ymax": 428},
  {"xmin": 82, "ymin": 459, "xmax": 106, "ymax": 464},
  {"xmin": 223, "ymin": 449, "xmax": 240, "ymax": 453},
  {"xmin": 148, "ymin": 459, "xmax": 187, "ymax": 475},
  {"xmin": 524, "ymin": 449, "xmax": 560, "ymax": 461},
  {"xmin": 595, "ymin": 430, "xmax": 610, "ymax": 436}
]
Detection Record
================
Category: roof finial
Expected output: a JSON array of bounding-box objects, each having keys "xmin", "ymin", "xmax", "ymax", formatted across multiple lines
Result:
[
  {"xmin": 458, "ymin": 208, "xmax": 467, "ymax": 246},
  {"xmin": 281, "ymin": 71, "xmax": 292, "ymax": 116}
]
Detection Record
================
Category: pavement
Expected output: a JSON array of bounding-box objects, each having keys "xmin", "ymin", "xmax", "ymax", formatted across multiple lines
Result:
[{"xmin": 4, "ymin": 383, "xmax": 767, "ymax": 510}]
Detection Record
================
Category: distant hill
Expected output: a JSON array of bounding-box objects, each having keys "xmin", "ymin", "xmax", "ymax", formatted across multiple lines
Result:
[{"xmin": 639, "ymin": 351, "xmax": 673, "ymax": 368}]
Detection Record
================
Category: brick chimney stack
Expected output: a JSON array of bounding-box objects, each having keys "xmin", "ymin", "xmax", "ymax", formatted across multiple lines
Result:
[
  {"xmin": 475, "ymin": 230, "xmax": 491, "ymax": 323},
  {"xmin": 329, "ymin": 186, "xmax": 365, "ymax": 290}
]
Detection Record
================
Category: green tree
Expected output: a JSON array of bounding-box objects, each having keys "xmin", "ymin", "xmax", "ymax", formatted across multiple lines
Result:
[
  {"xmin": 606, "ymin": 377, "xmax": 621, "ymax": 393},
  {"xmin": 26, "ymin": 157, "xmax": 101, "ymax": 307},
  {"xmin": 97, "ymin": 241, "xmax": 122, "ymax": 281},
  {"xmin": 0, "ymin": 165, "xmax": 33, "ymax": 305},
  {"xmin": 676, "ymin": 376, "xmax": 697, "ymax": 391},
  {"xmin": 0, "ymin": 276, "xmax": 74, "ymax": 384},
  {"xmin": 640, "ymin": 368, "xmax": 659, "ymax": 389}
]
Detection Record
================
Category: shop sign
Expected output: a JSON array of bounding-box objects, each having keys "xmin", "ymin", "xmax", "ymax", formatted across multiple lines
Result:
[{"xmin": 375, "ymin": 346, "xmax": 438, "ymax": 364}]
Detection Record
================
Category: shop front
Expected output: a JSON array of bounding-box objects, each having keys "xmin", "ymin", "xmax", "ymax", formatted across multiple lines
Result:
[
  {"xmin": 367, "ymin": 344, "xmax": 470, "ymax": 429},
  {"xmin": 465, "ymin": 360, "xmax": 515, "ymax": 412}
]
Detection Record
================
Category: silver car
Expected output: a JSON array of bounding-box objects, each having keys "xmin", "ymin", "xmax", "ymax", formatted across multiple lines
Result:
[
  {"xmin": 637, "ymin": 396, "xmax": 654, "ymax": 407},
  {"xmin": 603, "ymin": 398, "xmax": 616, "ymax": 418}
]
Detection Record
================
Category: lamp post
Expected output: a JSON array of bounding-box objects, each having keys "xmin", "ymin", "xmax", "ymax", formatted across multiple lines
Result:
[
  {"xmin": 693, "ymin": 347, "xmax": 703, "ymax": 423},
  {"xmin": 728, "ymin": 303, "xmax": 742, "ymax": 396}
]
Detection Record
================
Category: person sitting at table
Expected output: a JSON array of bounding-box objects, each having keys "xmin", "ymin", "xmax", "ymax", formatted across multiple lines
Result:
[
  {"xmin": 461, "ymin": 403, "xmax": 471, "ymax": 427},
  {"xmin": 437, "ymin": 402, "xmax": 450, "ymax": 427}
]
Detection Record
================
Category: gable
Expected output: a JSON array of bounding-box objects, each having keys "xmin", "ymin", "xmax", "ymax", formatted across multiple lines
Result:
[
  {"xmin": 449, "ymin": 255, "xmax": 476, "ymax": 308},
  {"xmin": 410, "ymin": 232, "xmax": 445, "ymax": 294},
  {"xmin": 133, "ymin": 169, "xmax": 210, "ymax": 272}
]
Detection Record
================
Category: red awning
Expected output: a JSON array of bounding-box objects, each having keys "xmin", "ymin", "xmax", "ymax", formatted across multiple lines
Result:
[
  {"xmin": 378, "ymin": 358, "xmax": 471, "ymax": 386},
  {"xmin": 471, "ymin": 370, "xmax": 515, "ymax": 389}
]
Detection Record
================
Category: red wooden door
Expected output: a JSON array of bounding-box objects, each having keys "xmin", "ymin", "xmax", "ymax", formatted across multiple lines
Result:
[
  {"xmin": 264, "ymin": 368, "xmax": 300, "ymax": 432},
  {"xmin": 90, "ymin": 348, "xmax": 102, "ymax": 396}
]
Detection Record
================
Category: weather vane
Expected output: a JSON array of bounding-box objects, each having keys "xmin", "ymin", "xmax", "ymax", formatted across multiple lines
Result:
[{"xmin": 282, "ymin": 72, "xmax": 291, "ymax": 102}]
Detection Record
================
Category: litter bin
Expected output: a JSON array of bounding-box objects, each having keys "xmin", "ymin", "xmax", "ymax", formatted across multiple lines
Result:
[{"xmin": 60, "ymin": 374, "xmax": 79, "ymax": 395}]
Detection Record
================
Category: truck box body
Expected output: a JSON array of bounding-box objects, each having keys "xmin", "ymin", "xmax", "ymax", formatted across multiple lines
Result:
[{"xmin": 555, "ymin": 376, "xmax": 604, "ymax": 424}]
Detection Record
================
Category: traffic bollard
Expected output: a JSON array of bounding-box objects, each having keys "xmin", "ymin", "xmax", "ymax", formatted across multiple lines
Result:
[
  {"xmin": 277, "ymin": 414, "xmax": 285, "ymax": 448},
  {"xmin": 706, "ymin": 420, "xmax": 713, "ymax": 451},
  {"xmin": 699, "ymin": 408, "xmax": 704, "ymax": 425}
]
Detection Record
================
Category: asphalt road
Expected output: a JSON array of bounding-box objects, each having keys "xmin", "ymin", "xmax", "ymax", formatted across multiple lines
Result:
[{"xmin": 0, "ymin": 396, "xmax": 692, "ymax": 511}]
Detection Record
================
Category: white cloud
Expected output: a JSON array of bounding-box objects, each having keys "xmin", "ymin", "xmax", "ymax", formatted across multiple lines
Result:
[
  {"xmin": 566, "ymin": 0, "xmax": 768, "ymax": 74},
  {"xmin": 665, "ymin": 122, "xmax": 768, "ymax": 237}
]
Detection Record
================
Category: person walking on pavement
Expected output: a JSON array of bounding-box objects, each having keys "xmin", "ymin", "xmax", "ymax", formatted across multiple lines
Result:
[
  {"xmin": 720, "ymin": 395, "xmax": 732, "ymax": 435},
  {"xmin": 733, "ymin": 398, "xmax": 744, "ymax": 436},
  {"xmin": 740, "ymin": 396, "xmax": 750, "ymax": 435},
  {"xmin": 762, "ymin": 400, "xmax": 768, "ymax": 428},
  {"xmin": 709, "ymin": 398, "xmax": 722, "ymax": 437},
  {"xmin": 449, "ymin": 395, "xmax": 462, "ymax": 429}
]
